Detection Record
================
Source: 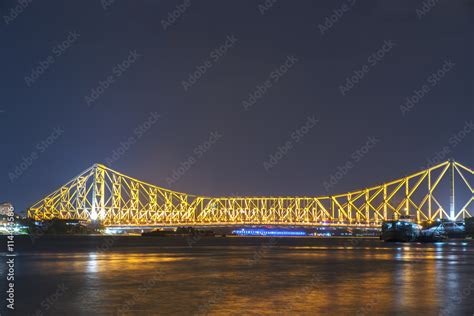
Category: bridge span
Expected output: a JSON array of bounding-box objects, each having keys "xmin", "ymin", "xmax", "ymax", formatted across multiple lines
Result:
[{"xmin": 28, "ymin": 160, "xmax": 473, "ymax": 227}]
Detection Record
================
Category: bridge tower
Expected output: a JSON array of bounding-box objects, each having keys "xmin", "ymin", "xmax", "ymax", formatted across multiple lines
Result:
[
  {"xmin": 27, "ymin": 160, "xmax": 474, "ymax": 227},
  {"xmin": 450, "ymin": 159, "xmax": 455, "ymax": 220}
]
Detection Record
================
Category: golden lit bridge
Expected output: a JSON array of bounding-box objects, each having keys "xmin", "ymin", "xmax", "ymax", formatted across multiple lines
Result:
[{"xmin": 28, "ymin": 160, "xmax": 473, "ymax": 227}]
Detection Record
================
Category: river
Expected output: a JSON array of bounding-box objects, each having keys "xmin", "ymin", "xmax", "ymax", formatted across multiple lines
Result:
[{"xmin": 1, "ymin": 236, "xmax": 473, "ymax": 315}]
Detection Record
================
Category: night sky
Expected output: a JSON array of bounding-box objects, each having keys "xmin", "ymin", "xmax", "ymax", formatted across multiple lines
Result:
[{"xmin": 1, "ymin": 0, "xmax": 472, "ymax": 214}]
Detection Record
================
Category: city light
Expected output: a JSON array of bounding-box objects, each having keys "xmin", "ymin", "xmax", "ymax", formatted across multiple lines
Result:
[{"xmin": 232, "ymin": 229, "xmax": 306, "ymax": 236}]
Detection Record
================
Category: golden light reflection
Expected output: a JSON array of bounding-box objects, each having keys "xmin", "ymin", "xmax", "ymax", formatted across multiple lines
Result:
[{"xmin": 21, "ymin": 240, "xmax": 474, "ymax": 314}]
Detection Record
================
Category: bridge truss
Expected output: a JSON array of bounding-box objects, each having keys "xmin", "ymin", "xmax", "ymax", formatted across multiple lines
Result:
[{"xmin": 28, "ymin": 160, "xmax": 473, "ymax": 227}]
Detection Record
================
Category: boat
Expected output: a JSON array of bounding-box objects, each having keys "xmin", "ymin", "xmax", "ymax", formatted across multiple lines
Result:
[
  {"xmin": 441, "ymin": 220, "xmax": 466, "ymax": 239},
  {"xmin": 142, "ymin": 227, "xmax": 215, "ymax": 237},
  {"xmin": 466, "ymin": 217, "xmax": 474, "ymax": 237},
  {"xmin": 381, "ymin": 216, "xmax": 421, "ymax": 242},
  {"xmin": 417, "ymin": 222, "xmax": 447, "ymax": 242}
]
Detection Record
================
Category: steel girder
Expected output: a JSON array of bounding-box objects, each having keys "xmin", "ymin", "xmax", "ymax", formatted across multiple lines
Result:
[{"xmin": 28, "ymin": 160, "xmax": 473, "ymax": 226}]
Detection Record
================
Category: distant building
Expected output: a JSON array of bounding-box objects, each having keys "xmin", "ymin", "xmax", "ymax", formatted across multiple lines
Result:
[
  {"xmin": 0, "ymin": 202, "xmax": 14, "ymax": 216},
  {"xmin": 1, "ymin": 202, "xmax": 28, "ymax": 235}
]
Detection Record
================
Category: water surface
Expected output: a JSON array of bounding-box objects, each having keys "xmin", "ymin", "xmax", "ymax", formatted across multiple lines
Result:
[{"xmin": 1, "ymin": 236, "xmax": 473, "ymax": 315}]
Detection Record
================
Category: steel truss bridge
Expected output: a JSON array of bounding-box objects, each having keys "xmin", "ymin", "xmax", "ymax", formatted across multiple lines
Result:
[{"xmin": 28, "ymin": 160, "xmax": 473, "ymax": 227}]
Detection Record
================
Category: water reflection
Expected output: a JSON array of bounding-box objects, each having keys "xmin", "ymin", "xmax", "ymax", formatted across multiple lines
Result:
[
  {"xmin": 86, "ymin": 253, "xmax": 98, "ymax": 274},
  {"xmin": 8, "ymin": 237, "xmax": 474, "ymax": 315}
]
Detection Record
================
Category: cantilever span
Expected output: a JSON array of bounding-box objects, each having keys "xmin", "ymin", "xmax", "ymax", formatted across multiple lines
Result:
[{"xmin": 28, "ymin": 160, "xmax": 474, "ymax": 227}]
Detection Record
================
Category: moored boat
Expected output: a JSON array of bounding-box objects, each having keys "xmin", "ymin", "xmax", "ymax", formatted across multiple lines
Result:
[
  {"xmin": 141, "ymin": 227, "xmax": 215, "ymax": 237},
  {"xmin": 441, "ymin": 220, "xmax": 466, "ymax": 239},
  {"xmin": 381, "ymin": 216, "xmax": 422, "ymax": 242},
  {"xmin": 466, "ymin": 217, "xmax": 474, "ymax": 237}
]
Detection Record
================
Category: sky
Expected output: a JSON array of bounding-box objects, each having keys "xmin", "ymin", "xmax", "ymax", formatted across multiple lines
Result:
[{"xmin": 0, "ymin": 0, "xmax": 473, "ymax": 214}]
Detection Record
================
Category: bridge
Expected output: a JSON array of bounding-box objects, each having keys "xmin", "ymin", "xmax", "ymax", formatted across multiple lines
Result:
[{"xmin": 28, "ymin": 160, "xmax": 473, "ymax": 227}]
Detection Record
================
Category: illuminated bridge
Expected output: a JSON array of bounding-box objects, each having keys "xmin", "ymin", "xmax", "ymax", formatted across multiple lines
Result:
[{"xmin": 28, "ymin": 160, "xmax": 473, "ymax": 227}]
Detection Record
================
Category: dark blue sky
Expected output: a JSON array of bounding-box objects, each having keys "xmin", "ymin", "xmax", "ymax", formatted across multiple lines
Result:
[{"xmin": 1, "ymin": 0, "xmax": 472, "ymax": 213}]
